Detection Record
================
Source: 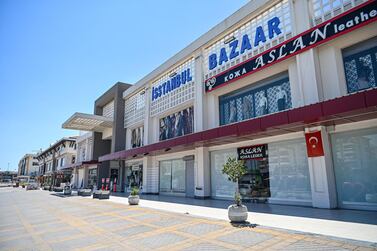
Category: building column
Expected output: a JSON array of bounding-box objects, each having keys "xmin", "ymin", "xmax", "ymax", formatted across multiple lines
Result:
[
  {"xmin": 195, "ymin": 147, "xmax": 210, "ymax": 198},
  {"xmin": 83, "ymin": 166, "xmax": 89, "ymax": 188},
  {"xmin": 194, "ymin": 52, "xmax": 204, "ymax": 132},
  {"xmin": 306, "ymin": 126, "xmax": 337, "ymax": 208},
  {"xmin": 291, "ymin": 0, "xmax": 323, "ymax": 106},
  {"xmin": 144, "ymin": 88, "xmax": 151, "ymax": 146}
]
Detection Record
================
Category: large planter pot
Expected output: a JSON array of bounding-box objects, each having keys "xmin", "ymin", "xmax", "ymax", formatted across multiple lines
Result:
[
  {"xmin": 128, "ymin": 195, "xmax": 139, "ymax": 205},
  {"xmin": 228, "ymin": 204, "xmax": 248, "ymax": 223},
  {"xmin": 63, "ymin": 186, "xmax": 72, "ymax": 195},
  {"xmin": 98, "ymin": 191, "xmax": 110, "ymax": 200}
]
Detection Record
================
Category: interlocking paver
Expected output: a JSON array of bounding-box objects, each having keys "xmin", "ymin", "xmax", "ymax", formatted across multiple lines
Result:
[
  {"xmin": 178, "ymin": 222, "xmax": 224, "ymax": 236},
  {"xmin": 49, "ymin": 235, "xmax": 98, "ymax": 251},
  {"xmin": 217, "ymin": 229, "xmax": 273, "ymax": 247},
  {"xmin": 131, "ymin": 232, "xmax": 187, "ymax": 249},
  {"xmin": 149, "ymin": 216, "xmax": 188, "ymax": 227},
  {"xmin": 94, "ymin": 219, "xmax": 133, "ymax": 231},
  {"xmin": 0, "ymin": 188, "xmax": 376, "ymax": 251},
  {"xmin": 117, "ymin": 225, "xmax": 154, "ymax": 237},
  {"xmin": 282, "ymin": 240, "xmax": 352, "ymax": 250},
  {"xmin": 180, "ymin": 242, "xmax": 236, "ymax": 251},
  {"xmin": 0, "ymin": 236, "xmax": 37, "ymax": 250}
]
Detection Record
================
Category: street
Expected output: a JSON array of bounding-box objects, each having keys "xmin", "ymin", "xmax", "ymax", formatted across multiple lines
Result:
[{"xmin": 0, "ymin": 188, "xmax": 376, "ymax": 251}]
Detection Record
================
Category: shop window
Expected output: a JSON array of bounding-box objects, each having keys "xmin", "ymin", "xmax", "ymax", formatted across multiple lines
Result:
[
  {"xmin": 331, "ymin": 127, "xmax": 377, "ymax": 211},
  {"xmin": 88, "ymin": 168, "xmax": 97, "ymax": 189},
  {"xmin": 131, "ymin": 126, "xmax": 144, "ymax": 148},
  {"xmin": 343, "ymin": 37, "xmax": 377, "ymax": 94},
  {"xmin": 159, "ymin": 107, "xmax": 194, "ymax": 141},
  {"xmin": 219, "ymin": 74, "xmax": 291, "ymax": 126},
  {"xmin": 210, "ymin": 149, "xmax": 237, "ymax": 199},
  {"xmin": 268, "ymin": 139, "xmax": 312, "ymax": 203}
]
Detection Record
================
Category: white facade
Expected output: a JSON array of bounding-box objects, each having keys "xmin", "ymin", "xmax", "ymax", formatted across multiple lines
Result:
[
  {"xmin": 18, "ymin": 154, "xmax": 38, "ymax": 177},
  {"xmin": 71, "ymin": 132, "xmax": 97, "ymax": 189},
  {"xmin": 116, "ymin": 0, "xmax": 377, "ymax": 210}
]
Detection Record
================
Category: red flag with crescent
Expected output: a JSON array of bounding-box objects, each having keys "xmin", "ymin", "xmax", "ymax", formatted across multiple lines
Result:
[{"xmin": 305, "ymin": 131, "xmax": 324, "ymax": 157}]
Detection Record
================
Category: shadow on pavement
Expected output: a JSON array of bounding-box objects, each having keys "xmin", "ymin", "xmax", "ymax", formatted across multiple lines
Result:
[{"xmin": 110, "ymin": 192, "xmax": 377, "ymax": 225}]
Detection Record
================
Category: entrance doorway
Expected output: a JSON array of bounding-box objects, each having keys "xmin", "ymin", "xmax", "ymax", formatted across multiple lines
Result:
[
  {"xmin": 185, "ymin": 157, "xmax": 195, "ymax": 198},
  {"xmin": 159, "ymin": 159, "xmax": 185, "ymax": 194},
  {"xmin": 239, "ymin": 158, "xmax": 270, "ymax": 202},
  {"xmin": 110, "ymin": 168, "xmax": 118, "ymax": 191}
]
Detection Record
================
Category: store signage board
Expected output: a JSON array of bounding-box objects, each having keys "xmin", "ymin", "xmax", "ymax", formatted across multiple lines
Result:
[
  {"xmin": 238, "ymin": 144, "xmax": 268, "ymax": 160},
  {"xmin": 305, "ymin": 131, "xmax": 325, "ymax": 157},
  {"xmin": 205, "ymin": 1, "xmax": 377, "ymax": 92},
  {"xmin": 132, "ymin": 165, "xmax": 139, "ymax": 171},
  {"xmin": 151, "ymin": 68, "xmax": 193, "ymax": 101},
  {"xmin": 208, "ymin": 16, "xmax": 282, "ymax": 71}
]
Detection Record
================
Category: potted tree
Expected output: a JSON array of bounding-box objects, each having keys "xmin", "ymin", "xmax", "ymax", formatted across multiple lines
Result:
[
  {"xmin": 222, "ymin": 157, "xmax": 248, "ymax": 223},
  {"xmin": 128, "ymin": 187, "xmax": 140, "ymax": 205}
]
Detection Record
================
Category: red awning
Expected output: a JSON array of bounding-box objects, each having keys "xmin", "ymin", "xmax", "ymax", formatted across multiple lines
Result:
[
  {"xmin": 99, "ymin": 88, "xmax": 377, "ymax": 162},
  {"xmin": 62, "ymin": 160, "xmax": 99, "ymax": 169}
]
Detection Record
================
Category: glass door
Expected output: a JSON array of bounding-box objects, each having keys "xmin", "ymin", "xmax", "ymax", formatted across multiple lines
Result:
[
  {"xmin": 159, "ymin": 159, "xmax": 185, "ymax": 194},
  {"xmin": 172, "ymin": 159, "xmax": 185, "ymax": 193},
  {"xmin": 159, "ymin": 161, "xmax": 172, "ymax": 192},
  {"xmin": 239, "ymin": 158, "xmax": 270, "ymax": 201}
]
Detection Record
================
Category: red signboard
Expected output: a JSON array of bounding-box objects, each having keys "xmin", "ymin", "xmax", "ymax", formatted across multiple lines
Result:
[{"xmin": 305, "ymin": 131, "xmax": 325, "ymax": 157}]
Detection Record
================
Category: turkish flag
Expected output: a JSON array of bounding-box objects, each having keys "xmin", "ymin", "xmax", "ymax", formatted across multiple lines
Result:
[{"xmin": 305, "ymin": 131, "xmax": 325, "ymax": 157}]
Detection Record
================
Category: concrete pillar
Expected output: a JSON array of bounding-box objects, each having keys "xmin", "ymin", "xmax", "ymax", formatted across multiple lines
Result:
[
  {"xmin": 144, "ymin": 88, "xmax": 151, "ymax": 145},
  {"xmin": 194, "ymin": 53, "xmax": 204, "ymax": 132},
  {"xmin": 306, "ymin": 126, "xmax": 337, "ymax": 208},
  {"xmin": 195, "ymin": 147, "xmax": 211, "ymax": 198},
  {"xmin": 318, "ymin": 46, "xmax": 347, "ymax": 100},
  {"xmin": 292, "ymin": 0, "xmax": 323, "ymax": 105},
  {"xmin": 83, "ymin": 166, "xmax": 89, "ymax": 188},
  {"xmin": 112, "ymin": 89, "xmax": 126, "ymax": 152}
]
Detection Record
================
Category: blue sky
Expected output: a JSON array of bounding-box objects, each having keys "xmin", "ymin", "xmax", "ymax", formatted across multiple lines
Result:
[{"xmin": 0, "ymin": 0, "xmax": 248, "ymax": 171}]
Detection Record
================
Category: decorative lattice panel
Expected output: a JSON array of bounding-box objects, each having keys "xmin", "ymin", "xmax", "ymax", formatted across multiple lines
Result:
[
  {"xmin": 311, "ymin": 0, "xmax": 368, "ymax": 25},
  {"xmin": 124, "ymin": 91, "xmax": 146, "ymax": 128},
  {"xmin": 102, "ymin": 100, "xmax": 114, "ymax": 118},
  {"xmin": 204, "ymin": 0, "xmax": 292, "ymax": 78},
  {"xmin": 150, "ymin": 58, "xmax": 195, "ymax": 117}
]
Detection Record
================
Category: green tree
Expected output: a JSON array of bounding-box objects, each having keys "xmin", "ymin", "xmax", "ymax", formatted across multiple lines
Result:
[{"xmin": 222, "ymin": 157, "xmax": 247, "ymax": 206}]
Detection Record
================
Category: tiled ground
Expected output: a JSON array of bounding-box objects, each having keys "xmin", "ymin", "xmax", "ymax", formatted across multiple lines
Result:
[{"xmin": 0, "ymin": 188, "xmax": 376, "ymax": 251}]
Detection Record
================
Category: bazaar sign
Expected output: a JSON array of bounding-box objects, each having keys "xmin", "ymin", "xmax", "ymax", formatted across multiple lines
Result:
[{"xmin": 205, "ymin": 1, "xmax": 377, "ymax": 92}]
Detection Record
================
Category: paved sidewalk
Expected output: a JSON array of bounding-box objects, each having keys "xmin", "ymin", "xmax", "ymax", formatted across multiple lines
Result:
[
  {"xmin": 108, "ymin": 195, "xmax": 377, "ymax": 243},
  {"xmin": 0, "ymin": 188, "xmax": 376, "ymax": 251}
]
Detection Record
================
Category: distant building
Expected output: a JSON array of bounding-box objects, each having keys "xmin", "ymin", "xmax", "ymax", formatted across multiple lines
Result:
[
  {"xmin": 18, "ymin": 154, "xmax": 39, "ymax": 177},
  {"xmin": 36, "ymin": 137, "xmax": 77, "ymax": 189},
  {"xmin": 0, "ymin": 171, "xmax": 17, "ymax": 182}
]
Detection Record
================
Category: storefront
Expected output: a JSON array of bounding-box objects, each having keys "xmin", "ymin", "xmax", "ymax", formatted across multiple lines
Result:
[
  {"xmin": 210, "ymin": 137, "xmax": 312, "ymax": 205},
  {"xmin": 96, "ymin": 0, "xmax": 377, "ymax": 211},
  {"xmin": 331, "ymin": 127, "xmax": 377, "ymax": 211}
]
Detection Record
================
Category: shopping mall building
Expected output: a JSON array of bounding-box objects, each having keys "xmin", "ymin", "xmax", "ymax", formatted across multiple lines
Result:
[{"xmin": 63, "ymin": 0, "xmax": 377, "ymax": 211}]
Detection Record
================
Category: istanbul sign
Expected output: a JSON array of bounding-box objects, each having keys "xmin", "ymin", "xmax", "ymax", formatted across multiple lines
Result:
[
  {"xmin": 205, "ymin": 1, "xmax": 377, "ymax": 92},
  {"xmin": 152, "ymin": 68, "xmax": 193, "ymax": 101}
]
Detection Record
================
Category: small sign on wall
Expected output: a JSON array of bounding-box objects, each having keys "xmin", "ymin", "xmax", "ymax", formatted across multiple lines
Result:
[
  {"xmin": 305, "ymin": 131, "xmax": 325, "ymax": 157},
  {"xmin": 237, "ymin": 144, "xmax": 268, "ymax": 160}
]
